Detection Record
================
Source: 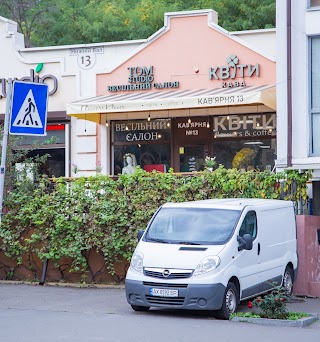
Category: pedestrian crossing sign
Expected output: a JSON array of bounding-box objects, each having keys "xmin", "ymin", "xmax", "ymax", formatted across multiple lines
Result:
[{"xmin": 9, "ymin": 81, "xmax": 48, "ymax": 136}]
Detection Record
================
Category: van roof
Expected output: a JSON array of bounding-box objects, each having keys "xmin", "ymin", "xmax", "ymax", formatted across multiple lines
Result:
[{"xmin": 163, "ymin": 198, "xmax": 294, "ymax": 210}]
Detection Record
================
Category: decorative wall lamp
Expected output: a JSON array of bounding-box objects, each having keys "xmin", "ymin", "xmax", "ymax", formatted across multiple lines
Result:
[
  {"xmin": 167, "ymin": 110, "xmax": 170, "ymax": 127},
  {"xmin": 188, "ymin": 109, "xmax": 191, "ymax": 124}
]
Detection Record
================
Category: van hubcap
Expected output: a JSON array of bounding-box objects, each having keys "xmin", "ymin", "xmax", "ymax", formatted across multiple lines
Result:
[
  {"xmin": 226, "ymin": 289, "xmax": 236, "ymax": 313},
  {"xmin": 283, "ymin": 270, "xmax": 293, "ymax": 294}
]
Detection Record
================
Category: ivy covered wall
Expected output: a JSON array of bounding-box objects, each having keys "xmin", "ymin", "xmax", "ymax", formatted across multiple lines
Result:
[{"xmin": 0, "ymin": 167, "xmax": 310, "ymax": 283}]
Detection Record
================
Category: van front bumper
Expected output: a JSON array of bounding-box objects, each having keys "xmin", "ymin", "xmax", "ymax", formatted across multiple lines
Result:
[{"xmin": 125, "ymin": 279, "xmax": 226, "ymax": 310}]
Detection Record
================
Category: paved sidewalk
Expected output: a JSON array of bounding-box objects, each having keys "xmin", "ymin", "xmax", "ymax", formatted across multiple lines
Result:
[{"xmin": 287, "ymin": 296, "xmax": 320, "ymax": 329}]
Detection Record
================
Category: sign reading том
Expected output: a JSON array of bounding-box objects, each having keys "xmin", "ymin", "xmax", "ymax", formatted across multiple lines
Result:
[{"xmin": 107, "ymin": 66, "xmax": 179, "ymax": 92}]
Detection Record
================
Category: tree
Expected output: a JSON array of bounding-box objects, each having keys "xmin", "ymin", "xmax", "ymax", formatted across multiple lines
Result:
[
  {"xmin": 0, "ymin": 0, "xmax": 54, "ymax": 47},
  {"xmin": 0, "ymin": 0, "xmax": 276, "ymax": 47}
]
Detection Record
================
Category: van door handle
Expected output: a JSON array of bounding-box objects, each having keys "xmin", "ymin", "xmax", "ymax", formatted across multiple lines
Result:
[{"xmin": 257, "ymin": 243, "xmax": 261, "ymax": 255}]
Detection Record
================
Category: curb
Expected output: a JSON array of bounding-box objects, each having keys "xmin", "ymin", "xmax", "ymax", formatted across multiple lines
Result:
[
  {"xmin": 231, "ymin": 313, "xmax": 318, "ymax": 328},
  {"xmin": 0, "ymin": 280, "xmax": 125, "ymax": 289}
]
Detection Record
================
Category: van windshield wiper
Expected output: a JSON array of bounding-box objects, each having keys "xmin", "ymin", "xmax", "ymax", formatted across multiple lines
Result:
[
  {"xmin": 147, "ymin": 237, "xmax": 170, "ymax": 244},
  {"xmin": 176, "ymin": 241, "xmax": 202, "ymax": 245}
]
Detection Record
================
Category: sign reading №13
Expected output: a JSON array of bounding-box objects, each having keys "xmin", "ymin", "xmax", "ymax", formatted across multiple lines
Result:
[{"xmin": 9, "ymin": 81, "xmax": 48, "ymax": 136}]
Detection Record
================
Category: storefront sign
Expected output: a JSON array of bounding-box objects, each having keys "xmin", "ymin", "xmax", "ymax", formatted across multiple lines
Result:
[
  {"xmin": 107, "ymin": 66, "xmax": 179, "ymax": 92},
  {"xmin": 198, "ymin": 94, "xmax": 244, "ymax": 106},
  {"xmin": 209, "ymin": 55, "xmax": 260, "ymax": 88},
  {"xmin": 213, "ymin": 114, "xmax": 276, "ymax": 139},
  {"xmin": 175, "ymin": 117, "xmax": 210, "ymax": 143},
  {"xmin": 71, "ymin": 90, "xmax": 270, "ymax": 115},
  {"xmin": 47, "ymin": 124, "xmax": 65, "ymax": 131},
  {"xmin": 113, "ymin": 119, "xmax": 171, "ymax": 143},
  {"xmin": 0, "ymin": 69, "xmax": 58, "ymax": 99},
  {"xmin": 178, "ymin": 121, "xmax": 208, "ymax": 137}
]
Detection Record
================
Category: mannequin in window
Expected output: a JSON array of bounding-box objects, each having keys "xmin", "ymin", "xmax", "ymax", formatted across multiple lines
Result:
[{"xmin": 122, "ymin": 153, "xmax": 138, "ymax": 174}]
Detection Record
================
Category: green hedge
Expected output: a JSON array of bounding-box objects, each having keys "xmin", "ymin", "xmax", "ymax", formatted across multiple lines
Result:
[{"xmin": 0, "ymin": 166, "xmax": 311, "ymax": 282}]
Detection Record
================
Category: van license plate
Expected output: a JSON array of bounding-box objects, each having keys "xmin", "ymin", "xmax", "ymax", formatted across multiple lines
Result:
[{"xmin": 150, "ymin": 288, "xmax": 178, "ymax": 297}]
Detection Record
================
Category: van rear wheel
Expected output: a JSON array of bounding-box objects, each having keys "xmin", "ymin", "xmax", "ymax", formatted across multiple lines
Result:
[
  {"xmin": 131, "ymin": 305, "xmax": 150, "ymax": 312},
  {"xmin": 283, "ymin": 266, "xmax": 294, "ymax": 296},
  {"xmin": 213, "ymin": 282, "xmax": 238, "ymax": 320}
]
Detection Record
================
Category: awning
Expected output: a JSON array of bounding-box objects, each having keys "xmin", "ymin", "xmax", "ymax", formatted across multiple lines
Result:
[{"xmin": 66, "ymin": 85, "xmax": 276, "ymax": 123}]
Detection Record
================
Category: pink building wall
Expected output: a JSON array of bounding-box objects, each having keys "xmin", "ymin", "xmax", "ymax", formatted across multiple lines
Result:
[
  {"xmin": 294, "ymin": 215, "xmax": 320, "ymax": 297},
  {"xmin": 97, "ymin": 13, "xmax": 276, "ymax": 96}
]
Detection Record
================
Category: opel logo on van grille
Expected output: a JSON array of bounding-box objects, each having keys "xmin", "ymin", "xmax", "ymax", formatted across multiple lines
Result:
[{"xmin": 162, "ymin": 269, "xmax": 171, "ymax": 277}]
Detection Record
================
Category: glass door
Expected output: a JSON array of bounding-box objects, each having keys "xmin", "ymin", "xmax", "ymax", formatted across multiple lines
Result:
[{"xmin": 179, "ymin": 145, "xmax": 206, "ymax": 172}]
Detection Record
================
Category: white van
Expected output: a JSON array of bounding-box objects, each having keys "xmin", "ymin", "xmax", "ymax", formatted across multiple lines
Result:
[{"xmin": 125, "ymin": 199, "xmax": 297, "ymax": 319}]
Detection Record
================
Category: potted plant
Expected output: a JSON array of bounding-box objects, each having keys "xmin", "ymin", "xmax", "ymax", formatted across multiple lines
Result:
[{"xmin": 205, "ymin": 156, "xmax": 216, "ymax": 171}]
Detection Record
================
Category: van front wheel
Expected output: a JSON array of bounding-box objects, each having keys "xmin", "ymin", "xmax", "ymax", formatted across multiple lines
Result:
[{"xmin": 213, "ymin": 282, "xmax": 238, "ymax": 320}]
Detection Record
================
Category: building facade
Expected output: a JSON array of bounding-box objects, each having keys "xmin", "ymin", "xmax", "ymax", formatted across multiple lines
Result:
[
  {"xmin": 0, "ymin": 15, "xmax": 145, "ymax": 177},
  {"xmin": 276, "ymin": 0, "xmax": 320, "ymax": 214},
  {"xmin": 1, "ymin": 10, "xmax": 276, "ymax": 177},
  {"xmin": 67, "ymin": 10, "xmax": 277, "ymax": 175}
]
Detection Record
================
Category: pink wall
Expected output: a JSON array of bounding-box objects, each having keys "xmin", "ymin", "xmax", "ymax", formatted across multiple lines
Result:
[
  {"xmin": 97, "ymin": 13, "xmax": 275, "ymax": 96},
  {"xmin": 294, "ymin": 215, "xmax": 320, "ymax": 297}
]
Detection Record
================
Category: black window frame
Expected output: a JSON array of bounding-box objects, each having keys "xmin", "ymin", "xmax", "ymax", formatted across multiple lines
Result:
[{"xmin": 239, "ymin": 210, "xmax": 258, "ymax": 240}]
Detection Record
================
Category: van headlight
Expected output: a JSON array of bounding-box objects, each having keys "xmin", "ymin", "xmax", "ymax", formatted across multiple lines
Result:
[
  {"xmin": 130, "ymin": 252, "xmax": 144, "ymax": 273},
  {"xmin": 193, "ymin": 256, "xmax": 221, "ymax": 276}
]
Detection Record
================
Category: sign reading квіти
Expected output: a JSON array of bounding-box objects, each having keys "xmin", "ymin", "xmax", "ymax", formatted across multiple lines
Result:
[{"xmin": 209, "ymin": 55, "xmax": 260, "ymax": 88}]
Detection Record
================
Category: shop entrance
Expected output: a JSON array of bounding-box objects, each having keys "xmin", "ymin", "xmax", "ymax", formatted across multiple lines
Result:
[
  {"xmin": 178, "ymin": 145, "xmax": 208, "ymax": 172},
  {"xmin": 173, "ymin": 116, "xmax": 211, "ymax": 173}
]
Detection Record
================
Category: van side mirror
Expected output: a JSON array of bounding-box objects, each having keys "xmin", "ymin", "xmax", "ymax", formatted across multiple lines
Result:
[
  {"xmin": 237, "ymin": 234, "xmax": 253, "ymax": 251},
  {"xmin": 137, "ymin": 229, "xmax": 144, "ymax": 242}
]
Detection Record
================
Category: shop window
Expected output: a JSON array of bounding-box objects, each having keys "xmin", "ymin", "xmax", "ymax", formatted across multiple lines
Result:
[
  {"xmin": 112, "ymin": 119, "xmax": 171, "ymax": 175},
  {"xmin": 14, "ymin": 124, "xmax": 66, "ymax": 177},
  {"xmin": 212, "ymin": 113, "xmax": 276, "ymax": 171},
  {"xmin": 113, "ymin": 144, "xmax": 171, "ymax": 175},
  {"xmin": 310, "ymin": 37, "xmax": 320, "ymax": 155},
  {"xmin": 213, "ymin": 138, "xmax": 276, "ymax": 171},
  {"xmin": 26, "ymin": 148, "xmax": 65, "ymax": 178}
]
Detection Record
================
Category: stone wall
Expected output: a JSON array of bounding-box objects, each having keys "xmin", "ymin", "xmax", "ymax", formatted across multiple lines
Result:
[{"xmin": 293, "ymin": 215, "xmax": 320, "ymax": 297}]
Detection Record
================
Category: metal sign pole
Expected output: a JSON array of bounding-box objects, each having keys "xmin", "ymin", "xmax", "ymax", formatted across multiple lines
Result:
[{"xmin": 0, "ymin": 79, "xmax": 13, "ymax": 223}]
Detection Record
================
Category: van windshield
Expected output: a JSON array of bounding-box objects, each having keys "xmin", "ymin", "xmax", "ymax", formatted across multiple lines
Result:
[{"xmin": 145, "ymin": 207, "xmax": 241, "ymax": 245}]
